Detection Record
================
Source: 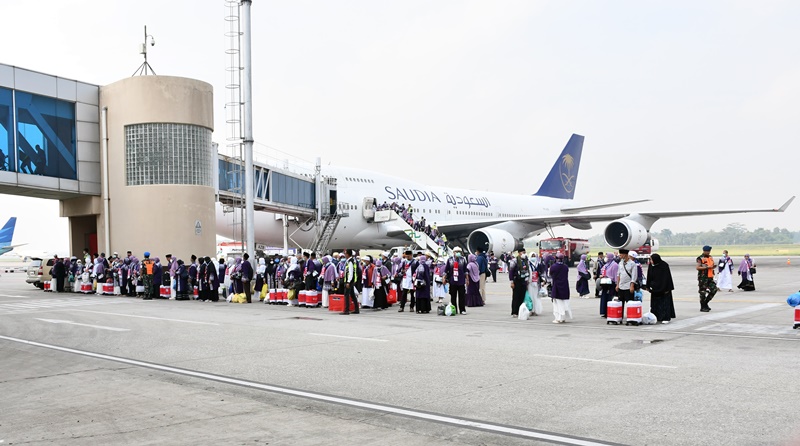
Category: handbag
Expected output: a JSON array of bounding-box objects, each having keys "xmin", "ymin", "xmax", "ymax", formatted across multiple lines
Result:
[
  {"xmin": 749, "ymin": 267, "xmax": 756, "ymax": 275},
  {"xmin": 599, "ymin": 277, "xmax": 612, "ymax": 285}
]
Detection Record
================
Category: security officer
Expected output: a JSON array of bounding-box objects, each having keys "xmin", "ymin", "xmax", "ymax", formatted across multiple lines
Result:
[
  {"xmin": 141, "ymin": 251, "xmax": 155, "ymax": 300},
  {"xmin": 696, "ymin": 245, "xmax": 717, "ymax": 312}
]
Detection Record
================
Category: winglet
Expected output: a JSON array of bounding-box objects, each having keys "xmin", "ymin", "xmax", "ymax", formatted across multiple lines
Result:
[
  {"xmin": 777, "ymin": 196, "xmax": 795, "ymax": 212},
  {"xmin": 533, "ymin": 134, "xmax": 584, "ymax": 200}
]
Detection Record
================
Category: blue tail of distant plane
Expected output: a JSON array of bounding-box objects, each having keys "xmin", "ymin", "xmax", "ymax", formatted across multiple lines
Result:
[
  {"xmin": 533, "ymin": 134, "xmax": 584, "ymax": 200},
  {"xmin": 0, "ymin": 217, "xmax": 16, "ymax": 247}
]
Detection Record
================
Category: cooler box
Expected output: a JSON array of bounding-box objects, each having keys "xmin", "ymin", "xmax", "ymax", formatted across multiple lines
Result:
[
  {"xmin": 607, "ymin": 300, "xmax": 623, "ymax": 325},
  {"xmin": 794, "ymin": 307, "xmax": 800, "ymax": 329},
  {"xmin": 387, "ymin": 288, "xmax": 398, "ymax": 305},
  {"xmin": 329, "ymin": 294, "xmax": 356, "ymax": 312},
  {"xmin": 278, "ymin": 288, "xmax": 287, "ymax": 304},
  {"xmin": 269, "ymin": 290, "xmax": 279, "ymax": 304},
  {"xmin": 43, "ymin": 281, "xmax": 51, "ymax": 291},
  {"xmin": 305, "ymin": 290, "xmax": 320, "ymax": 307},
  {"xmin": 159, "ymin": 286, "xmax": 171, "ymax": 298},
  {"xmin": 193, "ymin": 286, "xmax": 199, "ymax": 298},
  {"xmin": 625, "ymin": 301, "xmax": 643, "ymax": 326},
  {"xmin": 299, "ymin": 290, "xmax": 307, "ymax": 307},
  {"xmin": 80, "ymin": 282, "xmax": 93, "ymax": 293},
  {"xmin": 101, "ymin": 283, "xmax": 114, "ymax": 295}
]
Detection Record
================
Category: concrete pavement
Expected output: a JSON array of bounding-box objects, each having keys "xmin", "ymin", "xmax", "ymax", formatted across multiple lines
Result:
[{"xmin": 1, "ymin": 256, "xmax": 799, "ymax": 445}]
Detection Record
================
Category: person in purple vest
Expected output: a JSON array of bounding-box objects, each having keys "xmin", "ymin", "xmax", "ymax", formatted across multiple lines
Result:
[{"xmin": 445, "ymin": 247, "xmax": 468, "ymax": 315}]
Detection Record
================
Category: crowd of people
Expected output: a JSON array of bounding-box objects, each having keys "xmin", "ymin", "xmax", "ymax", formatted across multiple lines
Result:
[
  {"xmin": 42, "ymin": 243, "xmax": 759, "ymax": 326},
  {"xmin": 374, "ymin": 201, "xmax": 447, "ymax": 247}
]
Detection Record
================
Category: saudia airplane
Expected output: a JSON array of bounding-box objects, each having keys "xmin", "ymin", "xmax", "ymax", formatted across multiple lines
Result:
[{"xmin": 216, "ymin": 134, "xmax": 795, "ymax": 253}]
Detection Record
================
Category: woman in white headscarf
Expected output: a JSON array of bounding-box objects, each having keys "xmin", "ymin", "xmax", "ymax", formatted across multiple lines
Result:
[{"xmin": 255, "ymin": 258, "xmax": 267, "ymax": 301}]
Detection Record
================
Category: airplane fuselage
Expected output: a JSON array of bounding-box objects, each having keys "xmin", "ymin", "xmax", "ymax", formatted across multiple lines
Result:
[{"xmin": 216, "ymin": 165, "xmax": 570, "ymax": 251}]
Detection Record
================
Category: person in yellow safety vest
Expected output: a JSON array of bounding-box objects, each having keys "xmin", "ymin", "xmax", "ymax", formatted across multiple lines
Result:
[
  {"xmin": 695, "ymin": 245, "xmax": 717, "ymax": 312},
  {"xmin": 141, "ymin": 251, "xmax": 155, "ymax": 300}
]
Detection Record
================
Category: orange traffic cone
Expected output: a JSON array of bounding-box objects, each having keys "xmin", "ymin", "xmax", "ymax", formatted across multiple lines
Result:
[{"xmin": 788, "ymin": 258, "xmax": 792, "ymax": 266}]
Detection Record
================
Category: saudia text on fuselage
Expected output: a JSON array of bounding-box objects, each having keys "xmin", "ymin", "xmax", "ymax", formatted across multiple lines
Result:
[{"xmin": 383, "ymin": 186, "xmax": 491, "ymax": 208}]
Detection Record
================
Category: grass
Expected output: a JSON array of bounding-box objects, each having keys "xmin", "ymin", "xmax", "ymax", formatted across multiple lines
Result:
[{"xmin": 655, "ymin": 244, "xmax": 800, "ymax": 257}]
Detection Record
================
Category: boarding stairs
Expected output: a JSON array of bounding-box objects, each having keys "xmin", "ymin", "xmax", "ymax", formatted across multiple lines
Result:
[{"xmin": 311, "ymin": 213, "xmax": 342, "ymax": 254}]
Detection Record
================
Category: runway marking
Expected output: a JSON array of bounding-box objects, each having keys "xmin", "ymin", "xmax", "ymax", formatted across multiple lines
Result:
[
  {"xmin": 658, "ymin": 303, "xmax": 781, "ymax": 331},
  {"xmin": 0, "ymin": 294, "xmax": 27, "ymax": 298},
  {"xmin": 695, "ymin": 323, "xmax": 798, "ymax": 336},
  {"xmin": 34, "ymin": 318, "xmax": 130, "ymax": 332},
  {"xmin": 308, "ymin": 333, "xmax": 388, "ymax": 342},
  {"xmin": 0, "ymin": 334, "xmax": 618, "ymax": 446},
  {"xmin": 0, "ymin": 297, "xmax": 129, "ymax": 315},
  {"xmin": 530, "ymin": 354, "xmax": 677, "ymax": 369},
  {"xmin": 69, "ymin": 310, "xmax": 220, "ymax": 326}
]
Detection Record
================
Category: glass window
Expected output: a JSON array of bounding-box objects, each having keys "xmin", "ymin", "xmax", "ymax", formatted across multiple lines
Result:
[
  {"xmin": 0, "ymin": 88, "xmax": 12, "ymax": 172},
  {"xmin": 15, "ymin": 90, "xmax": 76, "ymax": 179},
  {"xmin": 125, "ymin": 123, "xmax": 212, "ymax": 186}
]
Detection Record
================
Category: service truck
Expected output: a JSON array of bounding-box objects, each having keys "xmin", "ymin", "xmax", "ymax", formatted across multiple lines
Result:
[{"xmin": 538, "ymin": 237, "xmax": 590, "ymax": 267}]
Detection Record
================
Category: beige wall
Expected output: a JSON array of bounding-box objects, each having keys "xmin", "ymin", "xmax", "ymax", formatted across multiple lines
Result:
[{"xmin": 99, "ymin": 75, "xmax": 215, "ymax": 262}]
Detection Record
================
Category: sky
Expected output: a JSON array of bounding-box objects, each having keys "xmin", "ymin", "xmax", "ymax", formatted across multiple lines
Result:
[{"xmin": 1, "ymin": 0, "xmax": 799, "ymax": 253}]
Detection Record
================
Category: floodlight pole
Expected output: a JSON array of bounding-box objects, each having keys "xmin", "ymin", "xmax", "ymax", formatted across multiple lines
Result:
[{"xmin": 241, "ymin": 0, "xmax": 255, "ymax": 258}]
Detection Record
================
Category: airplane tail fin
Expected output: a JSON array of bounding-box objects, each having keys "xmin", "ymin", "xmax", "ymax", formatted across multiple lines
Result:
[
  {"xmin": 533, "ymin": 134, "xmax": 584, "ymax": 200},
  {"xmin": 0, "ymin": 217, "xmax": 17, "ymax": 246}
]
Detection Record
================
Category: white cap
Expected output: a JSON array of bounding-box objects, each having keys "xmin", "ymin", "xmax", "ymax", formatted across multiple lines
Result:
[
  {"xmin": 630, "ymin": 251, "xmax": 638, "ymax": 258},
  {"xmin": 453, "ymin": 247, "xmax": 462, "ymax": 252}
]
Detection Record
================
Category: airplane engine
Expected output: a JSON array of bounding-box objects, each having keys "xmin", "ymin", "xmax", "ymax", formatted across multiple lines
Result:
[
  {"xmin": 604, "ymin": 219, "xmax": 649, "ymax": 250},
  {"xmin": 467, "ymin": 228, "xmax": 524, "ymax": 254}
]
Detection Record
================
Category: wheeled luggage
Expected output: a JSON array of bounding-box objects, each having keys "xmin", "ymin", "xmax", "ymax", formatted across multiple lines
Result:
[
  {"xmin": 607, "ymin": 300, "xmax": 623, "ymax": 325},
  {"xmin": 625, "ymin": 301, "xmax": 643, "ymax": 326},
  {"xmin": 305, "ymin": 290, "xmax": 320, "ymax": 307}
]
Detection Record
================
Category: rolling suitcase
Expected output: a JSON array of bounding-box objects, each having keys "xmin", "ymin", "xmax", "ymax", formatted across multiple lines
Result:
[
  {"xmin": 607, "ymin": 300, "xmax": 623, "ymax": 325},
  {"xmin": 625, "ymin": 301, "xmax": 643, "ymax": 326}
]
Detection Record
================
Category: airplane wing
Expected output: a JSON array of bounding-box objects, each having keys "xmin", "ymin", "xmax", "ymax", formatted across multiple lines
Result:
[{"xmin": 435, "ymin": 196, "xmax": 796, "ymax": 239}]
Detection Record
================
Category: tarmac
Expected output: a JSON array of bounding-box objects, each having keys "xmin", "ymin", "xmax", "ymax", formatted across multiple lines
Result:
[{"xmin": 1, "ymin": 256, "xmax": 799, "ymax": 445}]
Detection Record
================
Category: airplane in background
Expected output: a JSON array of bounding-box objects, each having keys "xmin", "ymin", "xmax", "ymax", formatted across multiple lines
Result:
[
  {"xmin": 216, "ymin": 134, "xmax": 795, "ymax": 254},
  {"xmin": 0, "ymin": 217, "xmax": 27, "ymax": 257}
]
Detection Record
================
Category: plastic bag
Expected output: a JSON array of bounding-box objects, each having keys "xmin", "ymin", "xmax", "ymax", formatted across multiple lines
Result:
[
  {"xmin": 538, "ymin": 287, "xmax": 548, "ymax": 298},
  {"xmin": 518, "ymin": 303, "xmax": 531, "ymax": 321},
  {"xmin": 787, "ymin": 292, "xmax": 800, "ymax": 307},
  {"xmin": 445, "ymin": 304, "xmax": 457, "ymax": 316},
  {"xmin": 524, "ymin": 291, "xmax": 533, "ymax": 311},
  {"xmin": 260, "ymin": 285, "xmax": 268, "ymax": 300},
  {"xmin": 437, "ymin": 304, "xmax": 446, "ymax": 316},
  {"xmin": 642, "ymin": 312, "xmax": 658, "ymax": 325},
  {"xmin": 634, "ymin": 290, "xmax": 643, "ymax": 301}
]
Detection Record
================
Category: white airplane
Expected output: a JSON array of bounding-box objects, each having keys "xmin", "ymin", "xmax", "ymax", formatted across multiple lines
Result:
[{"xmin": 216, "ymin": 134, "xmax": 795, "ymax": 253}]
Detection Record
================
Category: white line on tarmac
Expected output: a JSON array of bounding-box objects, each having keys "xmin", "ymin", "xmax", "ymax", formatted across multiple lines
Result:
[
  {"xmin": 34, "ymin": 318, "xmax": 130, "ymax": 332},
  {"xmin": 529, "ymin": 354, "xmax": 677, "ymax": 369},
  {"xmin": 0, "ymin": 334, "xmax": 618, "ymax": 446},
  {"xmin": 0, "ymin": 294, "xmax": 27, "ymax": 298},
  {"xmin": 69, "ymin": 310, "xmax": 220, "ymax": 326},
  {"xmin": 657, "ymin": 303, "xmax": 781, "ymax": 330},
  {"xmin": 308, "ymin": 333, "xmax": 388, "ymax": 342}
]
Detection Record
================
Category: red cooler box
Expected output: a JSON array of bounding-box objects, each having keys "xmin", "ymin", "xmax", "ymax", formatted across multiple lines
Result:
[
  {"xmin": 43, "ymin": 281, "xmax": 51, "ymax": 292},
  {"xmin": 269, "ymin": 290, "xmax": 278, "ymax": 304},
  {"xmin": 159, "ymin": 286, "xmax": 171, "ymax": 298},
  {"xmin": 794, "ymin": 307, "xmax": 800, "ymax": 330},
  {"xmin": 80, "ymin": 282, "xmax": 93, "ymax": 293},
  {"xmin": 305, "ymin": 290, "xmax": 320, "ymax": 307},
  {"xmin": 625, "ymin": 301, "xmax": 643, "ymax": 326},
  {"xmin": 193, "ymin": 286, "xmax": 199, "ymax": 298},
  {"xmin": 329, "ymin": 294, "xmax": 356, "ymax": 312},
  {"xmin": 387, "ymin": 288, "xmax": 398, "ymax": 305},
  {"xmin": 607, "ymin": 300, "xmax": 623, "ymax": 325},
  {"xmin": 298, "ymin": 290, "xmax": 307, "ymax": 307},
  {"xmin": 101, "ymin": 283, "xmax": 114, "ymax": 295}
]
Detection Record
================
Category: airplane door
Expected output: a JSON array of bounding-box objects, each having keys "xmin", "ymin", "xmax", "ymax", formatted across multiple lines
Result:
[{"xmin": 362, "ymin": 197, "xmax": 376, "ymax": 221}]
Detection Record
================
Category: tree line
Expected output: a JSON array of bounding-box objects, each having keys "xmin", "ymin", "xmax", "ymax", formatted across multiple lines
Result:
[{"xmin": 587, "ymin": 223, "xmax": 800, "ymax": 247}]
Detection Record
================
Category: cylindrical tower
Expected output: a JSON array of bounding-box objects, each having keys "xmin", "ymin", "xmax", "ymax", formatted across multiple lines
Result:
[{"xmin": 100, "ymin": 76, "xmax": 215, "ymax": 262}]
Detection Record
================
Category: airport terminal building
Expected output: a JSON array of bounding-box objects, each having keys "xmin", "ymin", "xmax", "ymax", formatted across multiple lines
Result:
[{"xmin": 0, "ymin": 63, "xmax": 217, "ymax": 260}]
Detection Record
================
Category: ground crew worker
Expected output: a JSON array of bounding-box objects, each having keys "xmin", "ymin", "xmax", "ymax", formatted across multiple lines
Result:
[
  {"xmin": 341, "ymin": 249, "xmax": 360, "ymax": 315},
  {"xmin": 696, "ymin": 245, "xmax": 717, "ymax": 312},
  {"xmin": 141, "ymin": 251, "xmax": 155, "ymax": 300}
]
